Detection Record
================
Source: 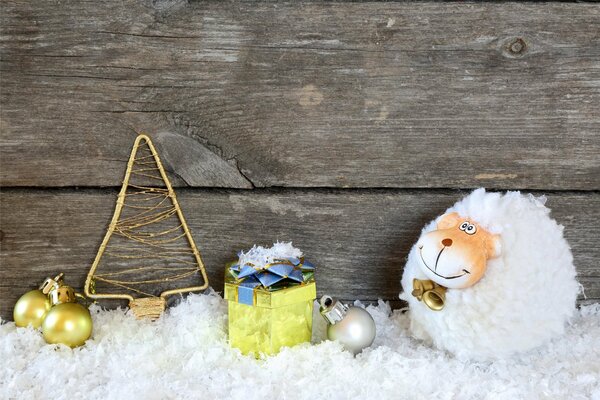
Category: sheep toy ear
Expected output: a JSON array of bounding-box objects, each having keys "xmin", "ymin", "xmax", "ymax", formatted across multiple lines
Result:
[
  {"xmin": 436, "ymin": 212, "xmax": 462, "ymax": 230},
  {"xmin": 486, "ymin": 234, "xmax": 502, "ymax": 259}
]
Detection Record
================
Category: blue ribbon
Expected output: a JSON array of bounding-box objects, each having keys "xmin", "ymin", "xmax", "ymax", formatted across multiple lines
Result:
[{"xmin": 229, "ymin": 257, "xmax": 315, "ymax": 305}]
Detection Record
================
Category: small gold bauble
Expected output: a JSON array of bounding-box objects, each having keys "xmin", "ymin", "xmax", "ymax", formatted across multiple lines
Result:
[
  {"xmin": 42, "ymin": 303, "xmax": 93, "ymax": 347},
  {"xmin": 13, "ymin": 289, "xmax": 51, "ymax": 328}
]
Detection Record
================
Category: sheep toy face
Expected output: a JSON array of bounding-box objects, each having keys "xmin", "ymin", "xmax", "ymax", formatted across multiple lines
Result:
[{"xmin": 416, "ymin": 212, "xmax": 501, "ymax": 289}]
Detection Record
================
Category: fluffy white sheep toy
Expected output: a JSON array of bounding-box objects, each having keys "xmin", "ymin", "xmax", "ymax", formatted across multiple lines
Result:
[{"xmin": 400, "ymin": 188, "xmax": 579, "ymax": 360}]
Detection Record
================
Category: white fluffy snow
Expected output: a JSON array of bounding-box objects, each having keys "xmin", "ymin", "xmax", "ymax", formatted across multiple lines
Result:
[
  {"xmin": 236, "ymin": 241, "xmax": 303, "ymax": 267},
  {"xmin": 1, "ymin": 291, "xmax": 599, "ymax": 400}
]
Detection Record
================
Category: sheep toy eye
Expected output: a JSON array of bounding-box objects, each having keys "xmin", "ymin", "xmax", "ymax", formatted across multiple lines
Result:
[
  {"xmin": 466, "ymin": 224, "xmax": 477, "ymax": 235},
  {"xmin": 459, "ymin": 222, "xmax": 469, "ymax": 231}
]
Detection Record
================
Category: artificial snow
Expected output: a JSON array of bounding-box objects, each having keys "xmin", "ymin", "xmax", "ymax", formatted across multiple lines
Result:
[
  {"xmin": 1, "ymin": 292, "xmax": 599, "ymax": 400},
  {"xmin": 236, "ymin": 241, "xmax": 303, "ymax": 268}
]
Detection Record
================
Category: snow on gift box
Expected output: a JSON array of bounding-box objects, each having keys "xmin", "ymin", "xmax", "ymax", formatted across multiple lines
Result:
[{"xmin": 400, "ymin": 188, "xmax": 580, "ymax": 361}]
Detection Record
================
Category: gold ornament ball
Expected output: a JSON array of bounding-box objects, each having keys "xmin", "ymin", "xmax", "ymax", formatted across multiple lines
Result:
[
  {"xmin": 42, "ymin": 302, "xmax": 93, "ymax": 347},
  {"xmin": 13, "ymin": 290, "xmax": 51, "ymax": 328}
]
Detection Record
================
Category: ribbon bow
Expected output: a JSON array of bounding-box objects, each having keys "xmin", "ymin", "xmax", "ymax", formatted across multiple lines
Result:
[{"xmin": 229, "ymin": 257, "xmax": 315, "ymax": 305}]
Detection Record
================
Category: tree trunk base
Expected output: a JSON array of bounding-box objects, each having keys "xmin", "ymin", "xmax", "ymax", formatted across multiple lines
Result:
[{"xmin": 129, "ymin": 297, "xmax": 166, "ymax": 320}]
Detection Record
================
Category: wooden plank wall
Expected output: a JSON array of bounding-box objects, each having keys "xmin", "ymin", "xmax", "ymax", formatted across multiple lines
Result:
[{"xmin": 1, "ymin": 1, "xmax": 599, "ymax": 319}]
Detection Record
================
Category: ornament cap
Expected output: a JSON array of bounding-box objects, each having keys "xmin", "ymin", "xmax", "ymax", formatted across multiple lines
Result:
[
  {"xmin": 48, "ymin": 282, "xmax": 77, "ymax": 306},
  {"xmin": 39, "ymin": 273, "xmax": 64, "ymax": 294},
  {"xmin": 319, "ymin": 295, "xmax": 348, "ymax": 325}
]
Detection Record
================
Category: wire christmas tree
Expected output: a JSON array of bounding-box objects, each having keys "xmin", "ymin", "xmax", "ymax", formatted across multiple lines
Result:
[{"xmin": 85, "ymin": 134, "xmax": 209, "ymax": 319}]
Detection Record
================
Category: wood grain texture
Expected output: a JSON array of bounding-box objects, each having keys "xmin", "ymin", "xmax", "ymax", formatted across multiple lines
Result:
[
  {"xmin": 1, "ymin": 1, "xmax": 599, "ymax": 189},
  {"xmin": 1, "ymin": 189, "xmax": 598, "ymax": 319}
]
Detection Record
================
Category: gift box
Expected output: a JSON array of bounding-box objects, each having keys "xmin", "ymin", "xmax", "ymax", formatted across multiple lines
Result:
[{"xmin": 224, "ymin": 255, "xmax": 316, "ymax": 355}]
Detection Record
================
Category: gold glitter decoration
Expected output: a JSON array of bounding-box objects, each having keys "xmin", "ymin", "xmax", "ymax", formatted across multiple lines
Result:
[{"xmin": 85, "ymin": 134, "xmax": 209, "ymax": 318}]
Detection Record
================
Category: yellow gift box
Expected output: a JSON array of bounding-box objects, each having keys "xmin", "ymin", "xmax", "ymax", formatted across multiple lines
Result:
[{"xmin": 224, "ymin": 261, "xmax": 316, "ymax": 355}]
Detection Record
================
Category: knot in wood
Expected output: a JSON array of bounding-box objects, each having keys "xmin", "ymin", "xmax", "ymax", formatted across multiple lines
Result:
[{"xmin": 507, "ymin": 38, "xmax": 527, "ymax": 55}]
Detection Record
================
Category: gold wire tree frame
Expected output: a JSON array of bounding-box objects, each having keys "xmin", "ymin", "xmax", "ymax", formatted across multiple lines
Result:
[{"xmin": 85, "ymin": 134, "xmax": 209, "ymax": 318}]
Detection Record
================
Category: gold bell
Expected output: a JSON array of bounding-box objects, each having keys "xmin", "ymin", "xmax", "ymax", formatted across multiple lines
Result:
[
  {"xmin": 42, "ymin": 280, "xmax": 93, "ymax": 347},
  {"xmin": 13, "ymin": 274, "xmax": 64, "ymax": 328},
  {"xmin": 412, "ymin": 278, "xmax": 447, "ymax": 311}
]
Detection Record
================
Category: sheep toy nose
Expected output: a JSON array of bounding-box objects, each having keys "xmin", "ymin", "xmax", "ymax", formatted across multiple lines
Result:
[{"xmin": 442, "ymin": 238, "xmax": 453, "ymax": 247}]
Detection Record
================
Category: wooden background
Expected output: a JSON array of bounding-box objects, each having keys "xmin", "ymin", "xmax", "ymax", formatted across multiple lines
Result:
[{"xmin": 1, "ymin": 1, "xmax": 599, "ymax": 319}]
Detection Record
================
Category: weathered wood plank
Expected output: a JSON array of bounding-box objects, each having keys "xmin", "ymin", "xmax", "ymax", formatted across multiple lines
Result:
[
  {"xmin": 1, "ymin": 1, "xmax": 599, "ymax": 189},
  {"xmin": 0, "ymin": 189, "xmax": 598, "ymax": 319}
]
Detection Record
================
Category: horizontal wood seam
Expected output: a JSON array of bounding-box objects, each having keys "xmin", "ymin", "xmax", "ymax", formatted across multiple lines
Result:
[{"xmin": 1, "ymin": 187, "xmax": 600, "ymax": 194}]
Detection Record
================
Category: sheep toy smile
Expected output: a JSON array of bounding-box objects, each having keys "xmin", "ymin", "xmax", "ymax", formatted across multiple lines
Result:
[{"xmin": 400, "ymin": 189, "xmax": 579, "ymax": 360}]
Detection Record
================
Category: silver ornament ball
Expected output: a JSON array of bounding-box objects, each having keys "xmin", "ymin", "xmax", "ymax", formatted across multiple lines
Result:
[{"xmin": 320, "ymin": 295, "xmax": 376, "ymax": 355}]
